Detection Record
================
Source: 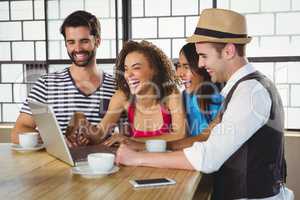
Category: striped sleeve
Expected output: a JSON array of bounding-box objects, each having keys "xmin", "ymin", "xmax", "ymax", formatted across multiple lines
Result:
[{"xmin": 20, "ymin": 76, "xmax": 47, "ymax": 115}]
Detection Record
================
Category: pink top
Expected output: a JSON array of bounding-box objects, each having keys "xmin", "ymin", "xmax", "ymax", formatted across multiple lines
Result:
[{"xmin": 127, "ymin": 103, "xmax": 172, "ymax": 137}]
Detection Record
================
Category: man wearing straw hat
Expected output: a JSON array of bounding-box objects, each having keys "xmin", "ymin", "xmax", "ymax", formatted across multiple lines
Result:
[{"xmin": 116, "ymin": 8, "xmax": 291, "ymax": 199}]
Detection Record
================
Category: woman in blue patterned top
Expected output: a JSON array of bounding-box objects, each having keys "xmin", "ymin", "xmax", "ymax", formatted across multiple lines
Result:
[{"xmin": 175, "ymin": 43, "xmax": 223, "ymax": 136}]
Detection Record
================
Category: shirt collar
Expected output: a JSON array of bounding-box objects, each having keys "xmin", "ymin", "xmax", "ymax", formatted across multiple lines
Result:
[{"xmin": 221, "ymin": 63, "xmax": 256, "ymax": 98}]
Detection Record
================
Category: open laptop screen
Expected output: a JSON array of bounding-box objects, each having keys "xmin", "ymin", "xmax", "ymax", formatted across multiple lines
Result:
[{"xmin": 28, "ymin": 100, "xmax": 116, "ymax": 166}]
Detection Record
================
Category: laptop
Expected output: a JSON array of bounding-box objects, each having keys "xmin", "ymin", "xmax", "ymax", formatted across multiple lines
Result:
[{"xmin": 28, "ymin": 100, "xmax": 115, "ymax": 166}]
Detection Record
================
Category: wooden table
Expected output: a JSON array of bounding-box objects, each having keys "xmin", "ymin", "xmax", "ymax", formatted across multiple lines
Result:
[{"xmin": 0, "ymin": 143, "xmax": 204, "ymax": 200}]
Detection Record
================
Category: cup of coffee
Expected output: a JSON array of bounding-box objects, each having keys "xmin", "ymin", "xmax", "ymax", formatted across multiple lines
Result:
[
  {"xmin": 87, "ymin": 153, "xmax": 115, "ymax": 172},
  {"xmin": 145, "ymin": 139, "xmax": 166, "ymax": 152},
  {"xmin": 19, "ymin": 132, "xmax": 39, "ymax": 148}
]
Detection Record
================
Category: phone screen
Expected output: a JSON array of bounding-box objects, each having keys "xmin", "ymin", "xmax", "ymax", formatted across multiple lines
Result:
[{"xmin": 135, "ymin": 178, "xmax": 171, "ymax": 185}]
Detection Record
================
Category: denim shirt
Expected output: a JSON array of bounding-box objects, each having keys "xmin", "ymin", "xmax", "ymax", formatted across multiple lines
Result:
[{"xmin": 183, "ymin": 90, "xmax": 223, "ymax": 136}]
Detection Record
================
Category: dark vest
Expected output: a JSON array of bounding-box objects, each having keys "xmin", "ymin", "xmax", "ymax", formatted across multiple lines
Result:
[{"xmin": 212, "ymin": 71, "xmax": 286, "ymax": 200}]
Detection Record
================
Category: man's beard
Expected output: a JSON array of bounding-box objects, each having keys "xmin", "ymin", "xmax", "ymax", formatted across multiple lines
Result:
[{"xmin": 68, "ymin": 49, "xmax": 96, "ymax": 67}]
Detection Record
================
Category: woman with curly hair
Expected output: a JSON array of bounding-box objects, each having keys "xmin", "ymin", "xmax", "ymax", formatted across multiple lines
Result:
[{"xmin": 76, "ymin": 40, "xmax": 186, "ymax": 148}]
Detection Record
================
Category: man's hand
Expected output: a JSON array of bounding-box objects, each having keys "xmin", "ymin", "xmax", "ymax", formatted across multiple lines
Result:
[
  {"xmin": 65, "ymin": 112, "xmax": 101, "ymax": 147},
  {"xmin": 167, "ymin": 138, "xmax": 192, "ymax": 151},
  {"xmin": 116, "ymin": 143, "xmax": 142, "ymax": 166}
]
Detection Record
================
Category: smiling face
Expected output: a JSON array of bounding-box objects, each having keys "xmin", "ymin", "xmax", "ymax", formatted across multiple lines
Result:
[
  {"xmin": 65, "ymin": 26, "xmax": 100, "ymax": 67},
  {"xmin": 195, "ymin": 42, "xmax": 227, "ymax": 83},
  {"xmin": 176, "ymin": 52, "xmax": 202, "ymax": 93},
  {"xmin": 124, "ymin": 51, "xmax": 156, "ymax": 95}
]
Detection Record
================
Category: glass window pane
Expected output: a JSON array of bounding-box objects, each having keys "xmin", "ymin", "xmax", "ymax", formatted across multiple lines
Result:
[
  {"xmin": 159, "ymin": 17, "xmax": 184, "ymax": 38},
  {"xmin": 48, "ymin": 64, "xmax": 69, "ymax": 73},
  {"xmin": 292, "ymin": 0, "xmax": 300, "ymax": 10},
  {"xmin": 145, "ymin": 0, "xmax": 170, "ymax": 16},
  {"xmin": 132, "ymin": 0, "xmax": 144, "ymax": 17},
  {"xmin": 23, "ymin": 21, "xmax": 46, "ymax": 40},
  {"xmin": 246, "ymin": 14, "xmax": 274, "ymax": 36},
  {"xmin": 48, "ymin": 41, "xmax": 61, "ymax": 59},
  {"xmin": 1, "ymin": 64, "xmax": 23, "ymax": 83},
  {"xmin": 111, "ymin": 39, "xmax": 122, "ymax": 57},
  {"xmin": 277, "ymin": 84, "xmax": 289, "ymax": 107},
  {"xmin": 275, "ymin": 62, "xmax": 300, "ymax": 84},
  {"xmin": 35, "ymin": 41, "xmax": 46, "ymax": 61},
  {"xmin": 48, "ymin": 20, "xmax": 63, "ymax": 40},
  {"xmin": 101, "ymin": 19, "xmax": 116, "ymax": 40},
  {"xmin": 217, "ymin": 0, "xmax": 230, "ymax": 9},
  {"xmin": 34, "ymin": 0, "xmax": 45, "ymax": 19},
  {"xmin": 254, "ymin": 63, "xmax": 274, "ymax": 81},
  {"xmin": 199, "ymin": 0, "xmax": 213, "ymax": 13},
  {"xmin": 48, "ymin": 0, "xmax": 59, "ymax": 19},
  {"xmin": 277, "ymin": 13, "xmax": 300, "ymax": 35},
  {"xmin": 96, "ymin": 39, "xmax": 111, "ymax": 58},
  {"xmin": 85, "ymin": 0, "xmax": 110, "ymax": 18},
  {"xmin": 118, "ymin": 19, "xmax": 123, "ymax": 40},
  {"xmin": 231, "ymin": 0, "xmax": 259, "ymax": 13},
  {"xmin": 14, "ymin": 84, "xmax": 27, "ymax": 103},
  {"xmin": 286, "ymin": 108, "xmax": 300, "ymax": 129},
  {"xmin": 259, "ymin": 36, "xmax": 290, "ymax": 57},
  {"xmin": 185, "ymin": 16, "xmax": 199, "ymax": 37},
  {"xmin": 3, "ymin": 104, "xmax": 22, "ymax": 122},
  {"xmin": 246, "ymin": 37, "xmax": 259, "ymax": 57},
  {"xmin": 60, "ymin": 41, "xmax": 69, "ymax": 59},
  {"xmin": 172, "ymin": 38, "xmax": 186, "ymax": 59},
  {"xmin": 291, "ymin": 85, "xmax": 300, "ymax": 107},
  {"xmin": 110, "ymin": 0, "xmax": 122, "ymax": 18},
  {"xmin": 0, "ymin": 42, "xmax": 11, "ymax": 61},
  {"xmin": 172, "ymin": 0, "xmax": 198, "ymax": 16},
  {"xmin": 132, "ymin": 18, "xmax": 157, "ymax": 39},
  {"xmin": 101, "ymin": 63, "xmax": 115, "ymax": 76},
  {"xmin": 286, "ymin": 63, "xmax": 300, "ymax": 84},
  {"xmin": 60, "ymin": 0, "xmax": 84, "ymax": 18},
  {"xmin": 0, "ymin": 1, "xmax": 9, "ymax": 20},
  {"xmin": 148, "ymin": 39, "xmax": 171, "ymax": 58},
  {"xmin": 0, "ymin": 85, "xmax": 12, "ymax": 102},
  {"xmin": 11, "ymin": 1, "xmax": 33, "ymax": 20},
  {"xmin": 12, "ymin": 42, "xmax": 35, "ymax": 61},
  {"xmin": 0, "ymin": 22, "xmax": 22, "ymax": 41},
  {"xmin": 275, "ymin": 63, "xmax": 288, "ymax": 84},
  {"xmin": 261, "ymin": 0, "xmax": 290, "ymax": 12}
]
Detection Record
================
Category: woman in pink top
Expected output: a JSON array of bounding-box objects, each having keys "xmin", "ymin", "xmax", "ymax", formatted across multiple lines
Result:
[{"xmin": 81, "ymin": 40, "xmax": 186, "ymax": 148}]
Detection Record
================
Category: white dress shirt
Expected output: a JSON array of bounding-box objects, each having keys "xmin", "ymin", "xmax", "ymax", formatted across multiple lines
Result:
[{"xmin": 183, "ymin": 64, "xmax": 288, "ymax": 199}]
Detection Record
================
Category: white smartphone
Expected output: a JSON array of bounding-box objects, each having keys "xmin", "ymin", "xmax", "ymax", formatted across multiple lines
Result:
[{"xmin": 129, "ymin": 178, "xmax": 176, "ymax": 188}]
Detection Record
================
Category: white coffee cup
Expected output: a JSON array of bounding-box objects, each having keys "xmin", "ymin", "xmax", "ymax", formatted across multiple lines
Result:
[
  {"xmin": 87, "ymin": 153, "xmax": 115, "ymax": 172},
  {"xmin": 19, "ymin": 132, "xmax": 39, "ymax": 148},
  {"xmin": 146, "ymin": 139, "xmax": 166, "ymax": 152}
]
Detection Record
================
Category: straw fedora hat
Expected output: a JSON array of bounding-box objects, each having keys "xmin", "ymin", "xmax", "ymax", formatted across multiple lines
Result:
[{"xmin": 187, "ymin": 8, "xmax": 252, "ymax": 44}]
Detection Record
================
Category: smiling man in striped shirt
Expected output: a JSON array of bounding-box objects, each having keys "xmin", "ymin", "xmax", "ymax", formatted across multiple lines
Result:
[{"xmin": 11, "ymin": 11, "xmax": 116, "ymax": 145}]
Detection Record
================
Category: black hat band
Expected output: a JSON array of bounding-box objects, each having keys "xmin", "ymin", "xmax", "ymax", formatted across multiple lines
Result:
[{"xmin": 194, "ymin": 27, "xmax": 248, "ymax": 38}]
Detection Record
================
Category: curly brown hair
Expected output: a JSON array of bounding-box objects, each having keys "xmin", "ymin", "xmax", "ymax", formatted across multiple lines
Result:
[{"xmin": 115, "ymin": 40, "xmax": 179, "ymax": 101}]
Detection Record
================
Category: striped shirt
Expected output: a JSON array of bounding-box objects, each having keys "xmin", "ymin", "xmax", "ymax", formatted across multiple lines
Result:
[{"xmin": 21, "ymin": 67, "xmax": 116, "ymax": 134}]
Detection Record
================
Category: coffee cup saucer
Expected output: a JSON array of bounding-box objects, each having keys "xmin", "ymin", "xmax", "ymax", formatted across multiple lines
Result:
[
  {"xmin": 72, "ymin": 164, "xmax": 119, "ymax": 178},
  {"xmin": 11, "ymin": 143, "xmax": 45, "ymax": 152}
]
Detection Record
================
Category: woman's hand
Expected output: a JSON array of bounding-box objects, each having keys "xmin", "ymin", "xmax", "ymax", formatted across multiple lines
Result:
[
  {"xmin": 123, "ymin": 139, "xmax": 145, "ymax": 151},
  {"xmin": 103, "ymin": 132, "xmax": 128, "ymax": 147}
]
